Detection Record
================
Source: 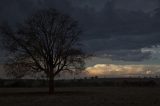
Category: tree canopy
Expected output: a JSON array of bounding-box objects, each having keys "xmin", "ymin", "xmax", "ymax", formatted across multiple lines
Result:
[{"xmin": 0, "ymin": 8, "xmax": 86, "ymax": 94}]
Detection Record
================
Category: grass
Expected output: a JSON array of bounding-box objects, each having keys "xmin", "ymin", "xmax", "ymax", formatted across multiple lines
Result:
[{"xmin": 0, "ymin": 87, "xmax": 160, "ymax": 106}]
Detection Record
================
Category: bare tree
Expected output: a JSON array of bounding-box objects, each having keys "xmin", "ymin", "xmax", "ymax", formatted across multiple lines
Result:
[{"xmin": 0, "ymin": 8, "xmax": 86, "ymax": 94}]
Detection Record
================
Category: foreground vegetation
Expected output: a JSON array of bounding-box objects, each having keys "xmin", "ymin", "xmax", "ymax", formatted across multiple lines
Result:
[{"xmin": 0, "ymin": 87, "xmax": 160, "ymax": 106}]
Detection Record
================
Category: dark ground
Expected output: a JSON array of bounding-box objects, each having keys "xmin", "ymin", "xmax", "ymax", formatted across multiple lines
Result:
[{"xmin": 0, "ymin": 87, "xmax": 160, "ymax": 106}]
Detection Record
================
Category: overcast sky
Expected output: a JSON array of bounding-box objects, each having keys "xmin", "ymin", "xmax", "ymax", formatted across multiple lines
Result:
[{"xmin": 1, "ymin": 0, "xmax": 160, "ymax": 77}]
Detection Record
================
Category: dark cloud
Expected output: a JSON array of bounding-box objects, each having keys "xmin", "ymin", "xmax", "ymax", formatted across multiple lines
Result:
[
  {"xmin": 105, "ymin": 50, "xmax": 151, "ymax": 61},
  {"xmin": 0, "ymin": 0, "xmax": 73, "ymax": 24},
  {"xmin": 1, "ymin": 0, "xmax": 160, "ymax": 62},
  {"xmin": 115, "ymin": 0, "xmax": 158, "ymax": 12},
  {"xmin": 75, "ymin": 0, "xmax": 160, "ymax": 61}
]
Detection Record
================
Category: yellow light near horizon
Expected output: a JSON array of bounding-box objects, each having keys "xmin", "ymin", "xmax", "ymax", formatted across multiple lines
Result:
[
  {"xmin": 86, "ymin": 64, "xmax": 107, "ymax": 76},
  {"xmin": 85, "ymin": 64, "xmax": 157, "ymax": 77}
]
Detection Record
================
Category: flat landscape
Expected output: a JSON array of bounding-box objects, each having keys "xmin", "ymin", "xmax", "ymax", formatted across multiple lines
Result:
[{"xmin": 0, "ymin": 87, "xmax": 160, "ymax": 106}]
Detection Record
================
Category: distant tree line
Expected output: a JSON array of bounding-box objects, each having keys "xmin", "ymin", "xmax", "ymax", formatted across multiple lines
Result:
[{"xmin": 0, "ymin": 78, "xmax": 159, "ymax": 88}]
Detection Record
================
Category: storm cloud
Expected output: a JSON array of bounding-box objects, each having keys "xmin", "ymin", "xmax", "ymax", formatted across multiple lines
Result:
[{"xmin": 1, "ymin": 0, "xmax": 160, "ymax": 62}]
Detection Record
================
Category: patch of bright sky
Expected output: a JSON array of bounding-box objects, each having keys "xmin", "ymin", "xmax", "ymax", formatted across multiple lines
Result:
[{"xmin": 86, "ymin": 46, "xmax": 160, "ymax": 67}]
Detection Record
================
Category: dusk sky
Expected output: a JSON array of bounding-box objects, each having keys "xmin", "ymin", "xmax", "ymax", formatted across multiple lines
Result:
[{"xmin": 1, "ymin": 0, "xmax": 160, "ymax": 78}]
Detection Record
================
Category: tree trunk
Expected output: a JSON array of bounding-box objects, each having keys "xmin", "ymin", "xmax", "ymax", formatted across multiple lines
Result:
[{"xmin": 49, "ymin": 73, "xmax": 54, "ymax": 95}]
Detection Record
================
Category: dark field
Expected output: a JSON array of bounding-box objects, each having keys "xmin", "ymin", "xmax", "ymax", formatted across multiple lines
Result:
[{"xmin": 0, "ymin": 87, "xmax": 160, "ymax": 106}]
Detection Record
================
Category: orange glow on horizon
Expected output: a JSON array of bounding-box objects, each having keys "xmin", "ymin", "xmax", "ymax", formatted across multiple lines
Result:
[{"xmin": 85, "ymin": 64, "xmax": 159, "ymax": 77}]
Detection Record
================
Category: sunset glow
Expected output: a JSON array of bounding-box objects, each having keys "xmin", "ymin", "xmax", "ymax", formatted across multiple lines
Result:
[{"xmin": 86, "ymin": 64, "xmax": 160, "ymax": 77}]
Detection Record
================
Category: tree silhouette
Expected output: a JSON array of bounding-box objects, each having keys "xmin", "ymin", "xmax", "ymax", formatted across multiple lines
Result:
[{"xmin": 0, "ymin": 8, "xmax": 86, "ymax": 94}]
